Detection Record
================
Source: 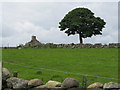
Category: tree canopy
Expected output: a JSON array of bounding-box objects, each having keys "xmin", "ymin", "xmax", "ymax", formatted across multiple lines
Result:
[{"xmin": 59, "ymin": 8, "xmax": 106, "ymax": 44}]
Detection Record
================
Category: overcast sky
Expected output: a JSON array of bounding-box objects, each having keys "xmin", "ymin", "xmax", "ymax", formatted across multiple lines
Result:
[{"xmin": 1, "ymin": 2, "xmax": 118, "ymax": 47}]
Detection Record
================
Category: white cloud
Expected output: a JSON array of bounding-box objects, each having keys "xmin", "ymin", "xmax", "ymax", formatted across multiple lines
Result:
[
  {"xmin": 2, "ymin": 21, "xmax": 79, "ymax": 46},
  {"xmin": 0, "ymin": 0, "xmax": 119, "ymax": 2},
  {"xmin": 2, "ymin": 2, "xmax": 118, "ymax": 46}
]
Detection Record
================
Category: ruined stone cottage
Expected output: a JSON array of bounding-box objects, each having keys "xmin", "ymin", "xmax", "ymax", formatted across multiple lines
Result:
[{"xmin": 25, "ymin": 36, "xmax": 41, "ymax": 47}]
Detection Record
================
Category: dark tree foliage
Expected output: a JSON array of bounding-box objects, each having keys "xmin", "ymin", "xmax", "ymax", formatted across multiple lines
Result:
[{"xmin": 59, "ymin": 8, "xmax": 106, "ymax": 44}]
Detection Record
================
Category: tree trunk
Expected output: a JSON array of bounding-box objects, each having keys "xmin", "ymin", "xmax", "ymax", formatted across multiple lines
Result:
[{"xmin": 79, "ymin": 33, "xmax": 83, "ymax": 44}]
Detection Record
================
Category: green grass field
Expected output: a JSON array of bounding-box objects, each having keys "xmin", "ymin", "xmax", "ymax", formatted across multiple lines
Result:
[{"xmin": 2, "ymin": 48, "xmax": 118, "ymax": 85}]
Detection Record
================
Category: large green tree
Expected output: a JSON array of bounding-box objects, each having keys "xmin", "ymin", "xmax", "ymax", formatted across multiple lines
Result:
[{"xmin": 59, "ymin": 8, "xmax": 106, "ymax": 44}]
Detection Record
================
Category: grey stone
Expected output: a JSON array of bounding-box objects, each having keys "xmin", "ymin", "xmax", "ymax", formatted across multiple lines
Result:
[
  {"xmin": 6, "ymin": 77, "xmax": 28, "ymax": 88},
  {"xmin": 50, "ymin": 87, "xmax": 63, "ymax": 90},
  {"xmin": 45, "ymin": 80, "xmax": 62, "ymax": 88},
  {"xmin": 87, "ymin": 82, "xmax": 103, "ymax": 88},
  {"xmin": 28, "ymin": 79, "xmax": 43, "ymax": 88},
  {"xmin": 35, "ymin": 85, "xmax": 47, "ymax": 88},
  {"xmin": 2, "ymin": 68, "xmax": 10, "ymax": 80},
  {"xmin": 61, "ymin": 78, "xmax": 79, "ymax": 88},
  {"xmin": 103, "ymin": 82, "xmax": 120, "ymax": 88},
  {"xmin": 2, "ymin": 68, "xmax": 11, "ymax": 89}
]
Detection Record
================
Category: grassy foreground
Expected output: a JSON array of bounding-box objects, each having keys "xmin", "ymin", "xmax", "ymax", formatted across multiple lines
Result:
[{"xmin": 2, "ymin": 48, "xmax": 118, "ymax": 85}]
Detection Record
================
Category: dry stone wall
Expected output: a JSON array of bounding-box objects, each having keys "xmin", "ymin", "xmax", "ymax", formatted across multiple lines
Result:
[
  {"xmin": 16, "ymin": 43, "xmax": 120, "ymax": 49},
  {"xmin": 54, "ymin": 43, "xmax": 119, "ymax": 48},
  {"xmin": 15, "ymin": 36, "xmax": 120, "ymax": 49},
  {"xmin": 2, "ymin": 68, "xmax": 120, "ymax": 90}
]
